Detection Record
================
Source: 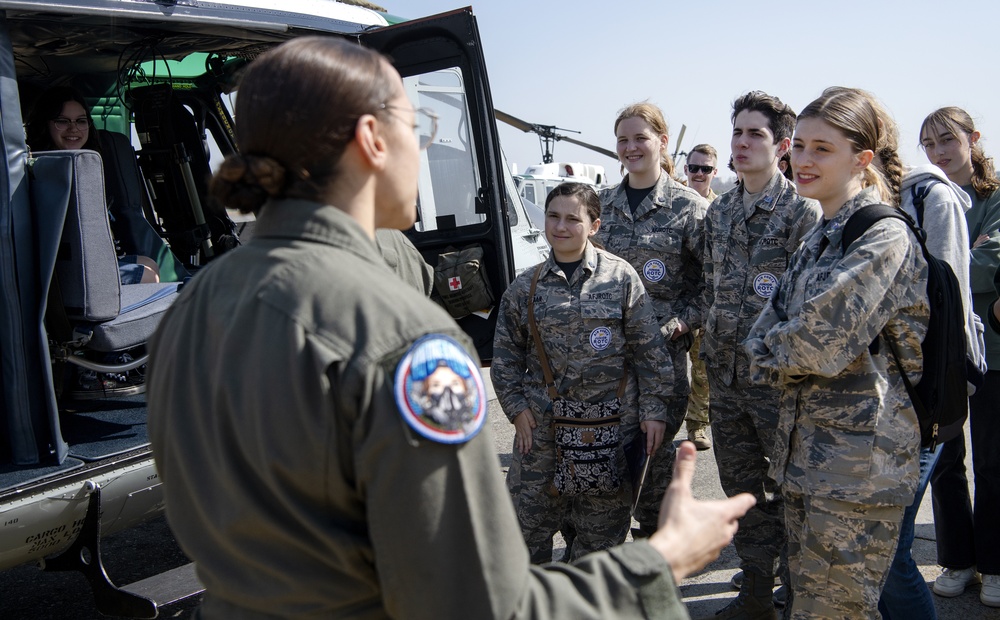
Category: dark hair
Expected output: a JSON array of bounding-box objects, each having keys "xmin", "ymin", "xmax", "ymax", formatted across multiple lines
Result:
[
  {"xmin": 211, "ymin": 37, "xmax": 397, "ymax": 214},
  {"xmin": 688, "ymin": 143, "xmax": 718, "ymax": 162},
  {"xmin": 544, "ymin": 182, "xmax": 604, "ymax": 250},
  {"xmin": 798, "ymin": 87, "xmax": 900, "ymax": 207},
  {"xmin": 778, "ymin": 152, "xmax": 792, "ymax": 180},
  {"xmin": 25, "ymin": 86, "xmax": 102, "ymax": 153},
  {"xmin": 614, "ymin": 102, "xmax": 675, "ymax": 177},
  {"xmin": 920, "ymin": 107, "xmax": 1000, "ymax": 201},
  {"xmin": 731, "ymin": 91, "xmax": 796, "ymax": 143}
]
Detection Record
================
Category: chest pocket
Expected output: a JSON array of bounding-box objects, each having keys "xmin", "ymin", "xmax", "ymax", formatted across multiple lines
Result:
[
  {"xmin": 639, "ymin": 231, "xmax": 682, "ymax": 254},
  {"xmin": 750, "ymin": 237, "xmax": 789, "ymax": 267},
  {"xmin": 711, "ymin": 228, "xmax": 731, "ymax": 264},
  {"xmin": 580, "ymin": 300, "xmax": 623, "ymax": 320}
]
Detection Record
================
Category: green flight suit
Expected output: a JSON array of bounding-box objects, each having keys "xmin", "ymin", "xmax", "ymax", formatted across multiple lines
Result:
[{"xmin": 148, "ymin": 198, "xmax": 689, "ymax": 620}]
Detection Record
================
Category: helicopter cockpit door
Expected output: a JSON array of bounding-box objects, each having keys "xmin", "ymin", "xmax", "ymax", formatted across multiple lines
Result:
[{"xmin": 360, "ymin": 7, "xmax": 516, "ymax": 361}]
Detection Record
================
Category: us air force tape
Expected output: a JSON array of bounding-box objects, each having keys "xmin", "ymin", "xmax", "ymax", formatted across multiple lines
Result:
[{"xmin": 394, "ymin": 334, "xmax": 487, "ymax": 444}]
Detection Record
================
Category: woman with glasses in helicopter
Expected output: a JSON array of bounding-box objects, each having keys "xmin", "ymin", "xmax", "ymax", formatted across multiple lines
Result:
[{"xmin": 27, "ymin": 86, "xmax": 161, "ymax": 285}]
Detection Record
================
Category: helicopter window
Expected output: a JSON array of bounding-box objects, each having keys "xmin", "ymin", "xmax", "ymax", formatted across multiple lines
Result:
[
  {"xmin": 403, "ymin": 68, "xmax": 485, "ymax": 232},
  {"xmin": 523, "ymin": 183, "xmax": 536, "ymax": 206}
]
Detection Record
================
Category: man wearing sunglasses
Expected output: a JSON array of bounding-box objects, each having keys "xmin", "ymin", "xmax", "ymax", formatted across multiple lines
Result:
[
  {"xmin": 700, "ymin": 91, "xmax": 822, "ymax": 619},
  {"xmin": 684, "ymin": 144, "xmax": 719, "ymax": 203}
]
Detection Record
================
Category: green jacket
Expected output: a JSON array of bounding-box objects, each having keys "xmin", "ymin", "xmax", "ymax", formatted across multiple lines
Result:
[
  {"xmin": 148, "ymin": 199, "xmax": 687, "ymax": 620},
  {"xmin": 962, "ymin": 184, "xmax": 1000, "ymax": 369}
]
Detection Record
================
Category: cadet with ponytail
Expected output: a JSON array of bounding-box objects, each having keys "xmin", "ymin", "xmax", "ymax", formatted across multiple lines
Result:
[
  {"xmin": 921, "ymin": 106, "xmax": 1000, "ymax": 607},
  {"xmin": 596, "ymin": 102, "xmax": 709, "ymax": 540},
  {"xmin": 745, "ymin": 86, "xmax": 930, "ymax": 618}
]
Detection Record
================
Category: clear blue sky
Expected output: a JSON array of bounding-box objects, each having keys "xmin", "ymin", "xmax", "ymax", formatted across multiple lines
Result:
[{"xmin": 399, "ymin": 1, "xmax": 1000, "ymax": 183}]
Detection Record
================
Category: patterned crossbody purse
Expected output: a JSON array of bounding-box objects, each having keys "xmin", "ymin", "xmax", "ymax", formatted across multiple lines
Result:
[{"xmin": 527, "ymin": 265, "xmax": 626, "ymax": 496}]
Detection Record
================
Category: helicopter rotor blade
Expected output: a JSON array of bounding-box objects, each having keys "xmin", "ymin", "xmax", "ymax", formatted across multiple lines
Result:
[
  {"xmin": 557, "ymin": 135, "xmax": 617, "ymax": 161},
  {"xmin": 672, "ymin": 124, "xmax": 687, "ymax": 159},
  {"xmin": 495, "ymin": 109, "xmax": 535, "ymax": 133}
]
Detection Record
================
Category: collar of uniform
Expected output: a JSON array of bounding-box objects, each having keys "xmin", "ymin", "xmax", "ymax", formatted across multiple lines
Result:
[
  {"xmin": 582, "ymin": 240, "xmax": 599, "ymax": 274},
  {"xmin": 253, "ymin": 198, "xmax": 383, "ymax": 264},
  {"xmin": 540, "ymin": 241, "xmax": 599, "ymax": 280},
  {"xmin": 612, "ymin": 173, "xmax": 674, "ymax": 221},
  {"xmin": 743, "ymin": 170, "xmax": 786, "ymax": 217},
  {"xmin": 820, "ymin": 186, "xmax": 883, "ymax": 249}
]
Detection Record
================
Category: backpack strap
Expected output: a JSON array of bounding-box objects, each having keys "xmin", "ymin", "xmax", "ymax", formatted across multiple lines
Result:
[
  {"xmin": 840, "ymin": 204, "xmax": 911, "ymax": 253},
  {"xmin": 910, "ymin": 180, "xmax": 939, "ymax": 229},
  {"xmin": 840, "ymin": 204, "xmax": 922, "ymax": 356}
]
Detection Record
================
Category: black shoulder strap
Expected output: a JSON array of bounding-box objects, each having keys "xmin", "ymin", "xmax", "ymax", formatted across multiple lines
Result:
[
  {"xmin": 840, "ymin": 204, "xmax": 910, "ymax": 254},
  {"xmin": 910, "ymin": 180, "xmax": 939, "ymax": 228},
  {"xmin": 840, "ymin": 203, "xmax": 923, "ymax": 356}
]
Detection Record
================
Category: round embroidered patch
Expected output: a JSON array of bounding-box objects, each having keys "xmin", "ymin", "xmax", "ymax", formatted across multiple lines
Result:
[
  {"xmin": 394, "ymin": 335, "xmax": 486, "ymax": 444},
  {"xmin": 643, "ymin": 259, "xmax": 666, "ymax": 282},
  {"xmin": 590, "ymin": 326, "xmax": 613, "ymax": 351},
  {"xmin": 753, "ymin": 272, "xmax": 778, "ymax": 298}
]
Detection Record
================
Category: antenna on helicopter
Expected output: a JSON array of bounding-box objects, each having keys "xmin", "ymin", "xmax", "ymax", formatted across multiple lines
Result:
[{"xmin": 495, "ymin": 109, "xmax": 617, "ymax": 164}]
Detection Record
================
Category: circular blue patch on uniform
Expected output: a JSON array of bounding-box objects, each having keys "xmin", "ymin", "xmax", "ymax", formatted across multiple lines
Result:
[
  {"xmin": 590, "ymin": 326, "xmax": 613, "ymax": 351},
  {"xmin": 753, "ymin": 272, "xmax": 778, "ymax": 298},
  {"xmin": 643, "ymin": 259, "xmax": 666, "ymax": 282},
  {"xmin": 394, "ymin": 334, "xmax": 486, "ymax": 444}
]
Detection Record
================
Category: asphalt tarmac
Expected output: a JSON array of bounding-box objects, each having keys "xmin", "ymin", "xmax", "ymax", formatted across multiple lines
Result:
[{"xmin": 0, "ymin": 368, "xmax": 992, "ymax": 619}]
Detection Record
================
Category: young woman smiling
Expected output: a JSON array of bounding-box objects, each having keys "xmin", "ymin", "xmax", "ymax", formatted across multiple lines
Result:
[
  {"xmin": 596, "ymin": 102, "xmax": 708, "ymax": 539},
  {"xmin": 26, "ymin": 86, "xmax": 160, "ymax": 285},
  {"xmin": 745, "ymin": 87, "xmax": 929, "ymax": 618},
  {"xmin": 922, "ymin": 107, "xmax": 1000, "ymax": 607},
  {"xmin": 492, "ymin": 182, "xmax": 673, "ymax": 563}
]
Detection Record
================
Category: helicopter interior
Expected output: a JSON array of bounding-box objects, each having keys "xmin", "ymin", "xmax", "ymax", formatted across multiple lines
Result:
[{"xmin": 0, "ymin": 6, "xmax": 509, "ymax": 487}]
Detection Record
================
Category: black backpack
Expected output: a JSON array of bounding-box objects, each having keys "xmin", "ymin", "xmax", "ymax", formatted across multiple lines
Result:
[{"xmin": 841, "ymin": 192, "xmax": 969, "ymax": 449}]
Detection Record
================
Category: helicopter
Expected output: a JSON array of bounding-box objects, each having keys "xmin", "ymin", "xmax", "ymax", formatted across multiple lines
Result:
[
  {"xmin": 496, "ymin": 109, "xmax": 688, "ymax": 205},
  {"xmin": 0, "ymin": 2, "xmax": 546, "ymax": 617},
  {"xmin": 495, "ymin": 109, "xmax": 615, "ymax": 206}
]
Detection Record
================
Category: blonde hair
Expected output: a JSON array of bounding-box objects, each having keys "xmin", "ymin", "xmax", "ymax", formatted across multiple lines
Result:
[
  {"xmin": 614, "ymin": 102, "xmax": 675, "ymax": 177},
  {"xmin": 798, "ymin": 87, "xmax": 899, "ymax": 206}
]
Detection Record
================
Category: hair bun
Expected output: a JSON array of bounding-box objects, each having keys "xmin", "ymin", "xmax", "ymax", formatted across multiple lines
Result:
[{"xmin": 210, "ymin": 153, "xmax": 287, "ymax": 214}]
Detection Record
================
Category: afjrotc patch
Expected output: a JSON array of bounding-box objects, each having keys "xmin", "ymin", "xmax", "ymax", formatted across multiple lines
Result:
[
  {"xmin": 643, "ymin": 259, "xmax": 666, "ymax": 282},
  {"xmin": 394, "ymin": 335, "xmax": 486, "ymax": 444},
  {"xmin": 753, "ymin": 272, "xmax": 778, "ymax": 298},
  {"xmin": 590, "ymin": 326, "xmax": 613, "ymax": 351}
]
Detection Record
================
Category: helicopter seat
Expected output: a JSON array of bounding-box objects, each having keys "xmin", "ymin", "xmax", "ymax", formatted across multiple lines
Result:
[
  {"xmin": 97, "ymin": 129, "xmax": 189, "ymax": 282},
  {"xmin": 31, "ymin": 150, "xmax": 179, "ymax": 385}
]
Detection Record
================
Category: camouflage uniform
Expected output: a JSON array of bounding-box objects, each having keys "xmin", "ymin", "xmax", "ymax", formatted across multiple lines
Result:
[
  {"xmin": 745, "ymin": 187, "xmax": 929, "ymax": 617},
  {"xmin": 597, "ymin": 173, "xmax": 706, "ymax": 534},
  {"xmin": 493, "ymin": 242, "xmax": 673, "ymax": 563},
  {"xmin": 700, "ymin": 171, "xmax": 820, "ymax": 578}
]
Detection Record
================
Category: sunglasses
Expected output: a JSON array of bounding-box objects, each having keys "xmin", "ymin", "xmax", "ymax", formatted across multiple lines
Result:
[{"xmin": 686, "ymin": 164, "xmax": 715, "ymax": 174}]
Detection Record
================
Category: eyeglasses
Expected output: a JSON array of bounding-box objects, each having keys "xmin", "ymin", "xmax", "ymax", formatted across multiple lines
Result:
[
  {"xmin": 686, "ymin": 164, "xmax": 715, "ymax": 174},
  {"xmin": 379, "ymin": 104, "xmax": 439, "ymax": 150},
  {"xmin": 50, "ymin": 117, "xmax": 90, "ymax": 131}
]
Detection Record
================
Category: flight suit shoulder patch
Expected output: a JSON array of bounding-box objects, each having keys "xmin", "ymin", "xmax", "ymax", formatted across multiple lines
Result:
[{"xmin": 393, "ymin": 334, "xmax": 487, "ymax": 444}]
